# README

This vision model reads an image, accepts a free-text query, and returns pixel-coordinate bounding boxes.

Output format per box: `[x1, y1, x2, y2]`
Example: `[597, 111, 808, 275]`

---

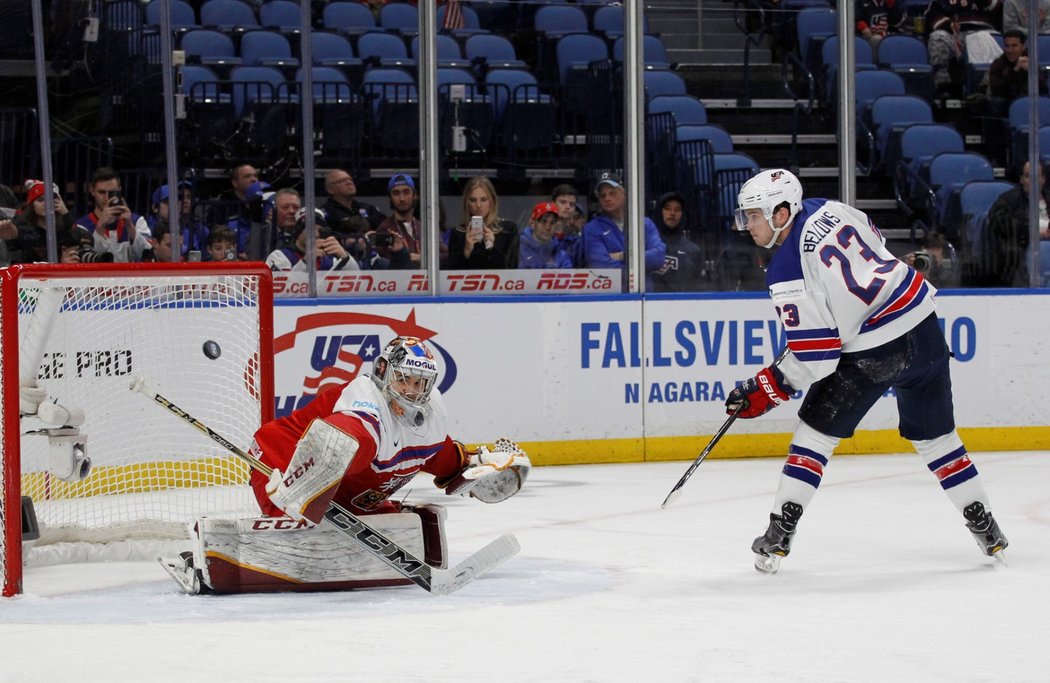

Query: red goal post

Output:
[1, 263, 274, 596]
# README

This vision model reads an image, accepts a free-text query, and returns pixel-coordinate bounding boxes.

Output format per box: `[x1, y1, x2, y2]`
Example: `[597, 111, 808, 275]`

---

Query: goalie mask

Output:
[734, 169, 803, 249]
[371, 337, 439, 426]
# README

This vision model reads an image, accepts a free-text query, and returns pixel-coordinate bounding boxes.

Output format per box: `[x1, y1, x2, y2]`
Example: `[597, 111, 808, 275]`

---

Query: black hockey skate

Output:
[752, 502, 803, 574]
[963, 502, 1008, 561]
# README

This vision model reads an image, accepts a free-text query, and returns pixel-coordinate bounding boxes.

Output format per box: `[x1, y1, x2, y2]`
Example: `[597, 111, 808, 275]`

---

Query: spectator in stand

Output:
[148, 182, 209, 258]
[205, 226, 240, 263]
[978, 160, 1049, 286]
[1002, 0, 1050, 33]
[925, 0, 1003, 97]
[519, 201, 574, 269]
[58, 229, 82, 264]
[0, 184, 18, 266]
[271, 188, 302, 253]
[551, 184, 579, 233]
[213, 162, 260, 257]
[144, 220, 178, 262]
[447, 176, 519, 269]
[903, 231, 960, 287]
[551, 183, 584, 267]
[856, 0, 905, 51]
[650, 191, 707, 292]
[986, 29, 1048, 111]
[321, 169, 384, 240]
[74, 166, 152, 262]
[582, 172, 666, 290]
[10, 180, 73, 263]
[374, 173, 420, 269]
[265, 208, 360, 272]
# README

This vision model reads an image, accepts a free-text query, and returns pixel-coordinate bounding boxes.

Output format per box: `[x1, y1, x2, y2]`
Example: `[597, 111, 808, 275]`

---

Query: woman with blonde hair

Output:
[447, 176, 518, 269]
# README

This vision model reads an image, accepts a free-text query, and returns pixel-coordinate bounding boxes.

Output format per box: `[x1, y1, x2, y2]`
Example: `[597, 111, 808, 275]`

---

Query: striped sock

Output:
[913, 431, 989, 512]
[772, 421, 840, 514]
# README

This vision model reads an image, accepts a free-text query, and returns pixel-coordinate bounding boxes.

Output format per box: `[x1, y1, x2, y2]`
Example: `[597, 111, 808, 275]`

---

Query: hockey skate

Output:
[159, 551, 210, 595]
[752, 502, 803, 574]
[963, 502, 1009, 563]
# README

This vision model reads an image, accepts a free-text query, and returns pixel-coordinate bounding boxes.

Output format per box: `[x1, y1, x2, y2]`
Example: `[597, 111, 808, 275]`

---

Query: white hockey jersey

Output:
[330, 376, 451, 479]
[768, 198, 937, 390]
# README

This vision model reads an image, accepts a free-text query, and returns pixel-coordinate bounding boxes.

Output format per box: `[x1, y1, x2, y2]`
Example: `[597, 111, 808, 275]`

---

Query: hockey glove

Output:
[443, 438, 531, 503]
[726, 366, 793, 419]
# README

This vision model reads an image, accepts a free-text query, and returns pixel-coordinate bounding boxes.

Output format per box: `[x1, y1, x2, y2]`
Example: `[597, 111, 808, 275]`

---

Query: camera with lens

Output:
[912, 250, 932, 273]
[223, 247, 237, 261]
[79, 248, 114, 263]
[107, 193, 124, 207]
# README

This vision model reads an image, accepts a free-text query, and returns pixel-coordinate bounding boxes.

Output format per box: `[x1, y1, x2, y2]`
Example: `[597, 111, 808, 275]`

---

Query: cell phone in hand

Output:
[470, 215, 484, 238]
[0, 207, 16, 219]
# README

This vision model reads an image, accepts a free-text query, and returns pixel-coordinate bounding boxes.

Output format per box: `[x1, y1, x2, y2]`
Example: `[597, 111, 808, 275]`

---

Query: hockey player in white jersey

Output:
[726, 169, 1008, 573]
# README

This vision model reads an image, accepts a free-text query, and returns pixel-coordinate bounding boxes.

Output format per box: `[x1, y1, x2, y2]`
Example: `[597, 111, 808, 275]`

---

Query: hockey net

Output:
[1, 263, 274, 596]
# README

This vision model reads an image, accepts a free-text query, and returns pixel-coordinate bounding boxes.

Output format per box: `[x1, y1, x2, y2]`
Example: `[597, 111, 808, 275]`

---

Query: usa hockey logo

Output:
[273, 309, 458, 417]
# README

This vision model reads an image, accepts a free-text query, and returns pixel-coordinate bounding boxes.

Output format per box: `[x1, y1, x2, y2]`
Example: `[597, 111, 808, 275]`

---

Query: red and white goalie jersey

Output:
[769, 198, 937, 390]
[249, 376, 466, 516]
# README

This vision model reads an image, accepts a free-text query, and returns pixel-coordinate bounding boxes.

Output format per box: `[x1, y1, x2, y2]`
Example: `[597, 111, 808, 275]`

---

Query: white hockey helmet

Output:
[371, 336, 440, 426]
[734, 169, 803, 248]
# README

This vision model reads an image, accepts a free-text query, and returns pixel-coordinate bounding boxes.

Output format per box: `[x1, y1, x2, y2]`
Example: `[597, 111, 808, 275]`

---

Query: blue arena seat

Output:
[259, 1, 303, 33]
[322, 2, 378, 36]
[612, 35, 671, 70]
[648, 95, 708, 127]
[239, 30, 299, 68]
[180, 30, 242, 68]
[200, 0, 259, 33]
[358, 32, 416, 68]
[465, 34, 527, 70]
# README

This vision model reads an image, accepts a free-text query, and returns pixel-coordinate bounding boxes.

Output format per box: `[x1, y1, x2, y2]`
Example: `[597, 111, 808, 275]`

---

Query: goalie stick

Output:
[661, 347, 789, 509]
[129, 377, 520, 596]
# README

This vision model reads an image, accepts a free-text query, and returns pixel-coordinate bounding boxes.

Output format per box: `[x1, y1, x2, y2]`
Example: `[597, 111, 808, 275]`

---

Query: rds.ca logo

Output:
[272, 309, 458, 417]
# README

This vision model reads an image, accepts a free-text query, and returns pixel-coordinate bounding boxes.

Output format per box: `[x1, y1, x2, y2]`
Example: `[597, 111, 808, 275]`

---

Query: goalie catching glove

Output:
[443, 438, 531, 503]
[265, 419, 359, 523]
[726, 366, 794, 419]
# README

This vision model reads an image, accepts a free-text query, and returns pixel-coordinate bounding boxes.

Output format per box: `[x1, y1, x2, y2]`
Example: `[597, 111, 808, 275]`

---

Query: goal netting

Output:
[1, 263, 274, 596]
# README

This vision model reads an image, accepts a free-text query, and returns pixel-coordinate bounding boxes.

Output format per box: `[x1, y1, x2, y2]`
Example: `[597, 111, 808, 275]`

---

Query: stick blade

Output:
[661, 486, 684, 509]
[431, 533, 521, 596]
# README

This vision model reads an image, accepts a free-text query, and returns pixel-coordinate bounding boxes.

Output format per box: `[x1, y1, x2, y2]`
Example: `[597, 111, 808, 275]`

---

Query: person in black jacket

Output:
[650, 191, 708, 292]
[447, 176, 519, 270]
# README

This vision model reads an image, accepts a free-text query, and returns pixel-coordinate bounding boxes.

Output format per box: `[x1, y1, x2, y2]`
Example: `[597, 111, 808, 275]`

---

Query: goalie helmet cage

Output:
[0, 263, 275, 596]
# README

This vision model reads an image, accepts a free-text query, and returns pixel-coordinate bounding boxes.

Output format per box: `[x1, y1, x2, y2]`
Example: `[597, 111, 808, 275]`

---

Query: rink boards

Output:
[271, 291, 1050, 465]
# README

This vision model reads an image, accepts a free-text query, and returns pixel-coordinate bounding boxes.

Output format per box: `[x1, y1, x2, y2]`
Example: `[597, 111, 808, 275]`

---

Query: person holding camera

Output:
[903, 231, 959, 288]
[265, 208, 360, 272]
[373, 173, 420, 269]
[447, 176, 519, 269]
[74, 166, 152, 262]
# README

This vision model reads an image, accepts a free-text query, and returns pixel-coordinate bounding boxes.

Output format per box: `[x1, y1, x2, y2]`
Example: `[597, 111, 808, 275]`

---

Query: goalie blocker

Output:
[161, 505, 449, 594]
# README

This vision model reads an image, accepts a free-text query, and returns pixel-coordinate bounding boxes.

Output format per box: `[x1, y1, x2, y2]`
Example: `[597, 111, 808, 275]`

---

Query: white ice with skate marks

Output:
[2, 452, 1049, 683]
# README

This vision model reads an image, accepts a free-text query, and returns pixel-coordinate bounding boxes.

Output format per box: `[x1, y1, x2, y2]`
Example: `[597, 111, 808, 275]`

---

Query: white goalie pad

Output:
[164, 505, 448, 594]
[265, 419, 359, 523]
[445, 438, 531, 504]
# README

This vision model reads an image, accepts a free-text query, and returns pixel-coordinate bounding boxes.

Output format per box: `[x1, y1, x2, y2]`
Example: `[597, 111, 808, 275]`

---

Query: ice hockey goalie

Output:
[161, 336, 531, 594]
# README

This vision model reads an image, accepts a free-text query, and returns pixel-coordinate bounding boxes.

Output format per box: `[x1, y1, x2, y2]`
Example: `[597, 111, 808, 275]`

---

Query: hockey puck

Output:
[202, 340, 222, 360]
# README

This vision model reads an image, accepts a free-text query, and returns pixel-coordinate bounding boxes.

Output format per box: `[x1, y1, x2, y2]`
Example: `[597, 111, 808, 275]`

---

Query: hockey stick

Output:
[130, 377, 520, 596]
[661, 348, 790, 509]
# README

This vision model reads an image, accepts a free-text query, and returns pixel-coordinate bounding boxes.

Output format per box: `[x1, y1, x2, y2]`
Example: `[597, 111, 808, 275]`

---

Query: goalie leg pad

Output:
[182, 508, 448, 594]
[265, 418, 359, 523]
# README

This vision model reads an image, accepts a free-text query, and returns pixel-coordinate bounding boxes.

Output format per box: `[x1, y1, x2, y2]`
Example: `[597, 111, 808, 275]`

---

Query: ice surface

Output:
[2, 452, 1048, 682]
